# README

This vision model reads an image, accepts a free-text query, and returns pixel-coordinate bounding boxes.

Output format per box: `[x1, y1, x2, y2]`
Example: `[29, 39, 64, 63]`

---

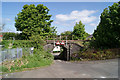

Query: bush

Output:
[12, 40, 34, 48]
[1, 40, 44, 50]
[3, 32, 20, 40]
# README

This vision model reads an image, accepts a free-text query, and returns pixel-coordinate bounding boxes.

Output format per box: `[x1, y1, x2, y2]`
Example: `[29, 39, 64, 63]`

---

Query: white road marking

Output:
[100, 76, 106, 78]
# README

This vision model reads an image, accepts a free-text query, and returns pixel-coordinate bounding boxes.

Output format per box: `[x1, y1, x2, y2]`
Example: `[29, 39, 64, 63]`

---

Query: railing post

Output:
[21, 48, 22, 57]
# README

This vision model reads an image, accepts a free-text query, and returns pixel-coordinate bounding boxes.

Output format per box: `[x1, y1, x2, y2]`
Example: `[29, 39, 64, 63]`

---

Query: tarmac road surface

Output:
[3, 59, 118, 78]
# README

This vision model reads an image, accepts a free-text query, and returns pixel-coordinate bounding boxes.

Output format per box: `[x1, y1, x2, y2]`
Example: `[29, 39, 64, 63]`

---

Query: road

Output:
[3, 59, 118, 78]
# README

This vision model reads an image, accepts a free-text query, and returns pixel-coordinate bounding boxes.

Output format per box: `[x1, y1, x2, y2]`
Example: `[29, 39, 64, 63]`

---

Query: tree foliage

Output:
[29, 34, 45, 49]
[61, 31, 72, 36]
[3, 32, 20, 40]
[73, 21, 88, 40]
[61, 31, 72, 40]
[91, 2, 120, 49]
[15, 4, 56, 40]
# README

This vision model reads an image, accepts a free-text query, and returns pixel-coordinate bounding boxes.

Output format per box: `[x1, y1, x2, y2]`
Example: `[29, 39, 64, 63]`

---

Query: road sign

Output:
[56, 41, 60, 45]
[53, 46, 60, 51]
[60, 40, 65, 45]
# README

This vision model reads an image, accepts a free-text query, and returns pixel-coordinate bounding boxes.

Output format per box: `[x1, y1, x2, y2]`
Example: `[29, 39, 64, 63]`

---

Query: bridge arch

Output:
[43, 41, 83, 61]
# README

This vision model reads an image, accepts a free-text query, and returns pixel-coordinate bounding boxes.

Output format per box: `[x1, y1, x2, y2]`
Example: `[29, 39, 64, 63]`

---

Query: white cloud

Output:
[89, 23, 97, 27]
[89, 16, 100, 27]
[54, 21, 74, 27]
[55, 10, 97, 24]
[53, 10, 100, 34]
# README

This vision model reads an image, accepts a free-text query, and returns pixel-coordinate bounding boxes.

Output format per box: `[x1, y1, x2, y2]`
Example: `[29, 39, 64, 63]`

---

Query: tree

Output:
[61, 31, 72, 40]
[61, 31, 72, 36]
[73, 21, 88, 40]
[91, 1, 120, 49]
[15, 4, 56, 40]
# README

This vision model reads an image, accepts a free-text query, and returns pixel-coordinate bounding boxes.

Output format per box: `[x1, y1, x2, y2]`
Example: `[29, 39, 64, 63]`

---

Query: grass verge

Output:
[71, 48, 119, 61]
[1, 49, 54, 74]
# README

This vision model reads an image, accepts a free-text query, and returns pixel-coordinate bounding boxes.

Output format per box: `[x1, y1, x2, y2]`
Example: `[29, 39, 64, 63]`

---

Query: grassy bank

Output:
[1, 40, 54, 73]
[1, 49, 53, 73]
[71, 48, 119, 61]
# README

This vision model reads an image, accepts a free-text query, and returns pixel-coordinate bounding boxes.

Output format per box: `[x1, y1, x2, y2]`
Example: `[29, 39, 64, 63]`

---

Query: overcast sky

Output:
[1, 1, 118, 34]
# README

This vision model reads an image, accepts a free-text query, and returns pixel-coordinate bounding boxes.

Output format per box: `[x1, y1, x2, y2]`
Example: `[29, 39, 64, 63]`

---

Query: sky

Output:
[1, 2, 118, 34]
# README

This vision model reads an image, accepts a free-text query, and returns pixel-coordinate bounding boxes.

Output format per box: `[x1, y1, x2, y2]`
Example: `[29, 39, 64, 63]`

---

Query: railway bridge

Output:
[44, 40, 84, 61]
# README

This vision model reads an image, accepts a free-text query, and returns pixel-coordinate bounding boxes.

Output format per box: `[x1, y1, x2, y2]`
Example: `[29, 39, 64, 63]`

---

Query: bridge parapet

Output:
[45, 40, 85, 44]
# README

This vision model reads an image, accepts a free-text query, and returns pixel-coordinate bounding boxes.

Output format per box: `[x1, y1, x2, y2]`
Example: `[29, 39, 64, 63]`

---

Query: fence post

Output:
[21, 48, 22, 58]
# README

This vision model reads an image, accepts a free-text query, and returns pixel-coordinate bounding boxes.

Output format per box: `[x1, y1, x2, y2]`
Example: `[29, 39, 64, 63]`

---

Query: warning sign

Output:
[60, 40, 65, 45]
[56, 41, 60, 45]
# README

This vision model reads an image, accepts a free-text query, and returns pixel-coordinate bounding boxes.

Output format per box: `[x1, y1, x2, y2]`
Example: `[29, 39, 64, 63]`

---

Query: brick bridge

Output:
[44, 40, 86, 61]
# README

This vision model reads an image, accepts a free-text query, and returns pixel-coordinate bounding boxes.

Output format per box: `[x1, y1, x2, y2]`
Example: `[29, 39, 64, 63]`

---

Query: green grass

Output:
[2, 49, 54, 73]
[0, 40, 13, 49]
[0, 65, 9, 73]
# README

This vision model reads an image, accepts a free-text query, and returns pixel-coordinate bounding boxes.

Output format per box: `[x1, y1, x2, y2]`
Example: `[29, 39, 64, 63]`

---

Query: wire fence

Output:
[0, 47, 34, 63]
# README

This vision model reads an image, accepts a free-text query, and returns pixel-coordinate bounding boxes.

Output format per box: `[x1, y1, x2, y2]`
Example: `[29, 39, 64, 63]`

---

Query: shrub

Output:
[3, 32, 20, 40]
